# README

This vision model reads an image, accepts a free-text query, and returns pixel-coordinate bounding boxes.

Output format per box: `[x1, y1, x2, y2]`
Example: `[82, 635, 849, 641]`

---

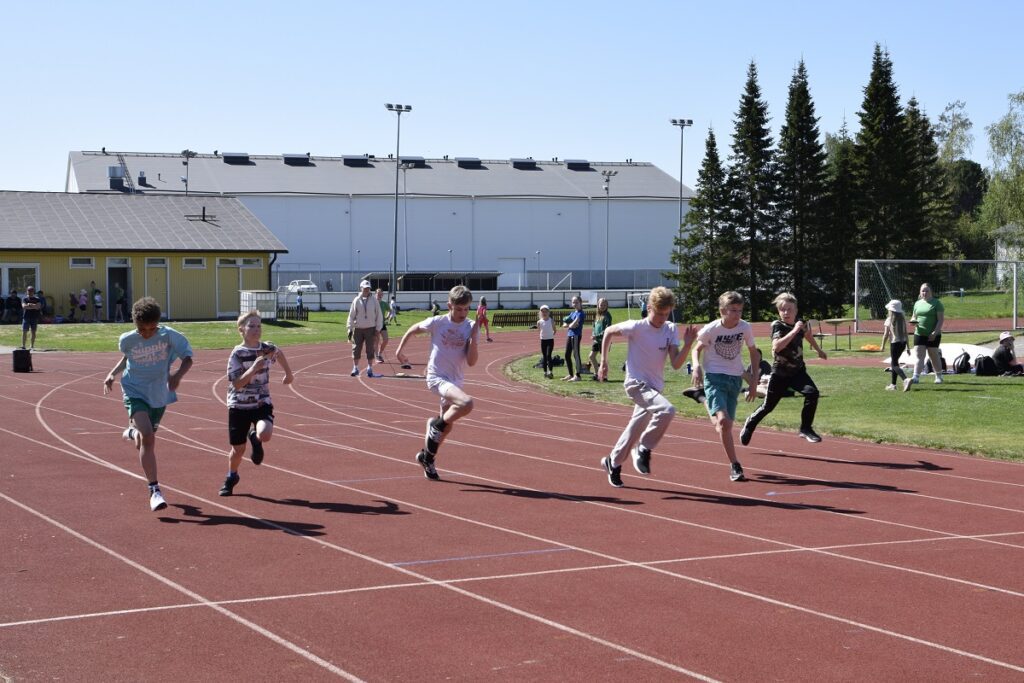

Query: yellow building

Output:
[0, 192, 286, 320]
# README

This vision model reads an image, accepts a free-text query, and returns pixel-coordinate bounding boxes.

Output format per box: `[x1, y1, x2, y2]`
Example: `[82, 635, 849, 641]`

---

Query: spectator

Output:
[993, 331, 1022, 376]
[21, 286, 42, 349]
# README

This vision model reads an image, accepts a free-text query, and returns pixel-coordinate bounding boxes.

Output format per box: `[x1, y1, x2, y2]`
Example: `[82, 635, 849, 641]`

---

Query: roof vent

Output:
[283, 153, 312, 166]
[398, 156, 426, 169]
[565, 159, 591, 171]
[222, 152, 250, 165]
[342, 154, 372, 167]
[455, 157, 482, 169]
[510, 158, 538, 170]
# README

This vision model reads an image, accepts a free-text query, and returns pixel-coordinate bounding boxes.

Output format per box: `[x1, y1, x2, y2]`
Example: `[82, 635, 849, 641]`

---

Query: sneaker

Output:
[601, 456, 623, 488]
[350, 367, 359, 377]
[799, 428, 822, 443]
[366, 368, 376, 378]
[903, 377, 913, 392]
[424, 416, 445, 455]
[400, 363, 413, 370]
[416, 450, 439, 480]
[249, 429, 264, 465]
[219, 472, 240, 496]
[934, 375, 943, 384]
[729, 462, 746, 482]
[122, 427, 137, 443]
[740, 417, 754, 446]
[631, 445, 651, 475]
[149, 488, 167, 511]
[567, 376, 580, 382]
[885, 384, 897, 391]
[682, 387, 706, 404]
[376, 354, 385, 362]
[911, 375, 920, 384]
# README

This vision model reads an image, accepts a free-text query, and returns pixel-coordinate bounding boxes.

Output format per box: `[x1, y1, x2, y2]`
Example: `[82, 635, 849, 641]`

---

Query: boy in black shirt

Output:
[740, 292, 828, 445]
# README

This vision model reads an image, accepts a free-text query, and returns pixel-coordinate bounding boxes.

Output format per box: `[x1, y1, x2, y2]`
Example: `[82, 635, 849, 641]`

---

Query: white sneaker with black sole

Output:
[149, 488, 167, 512]
[631, 446, 651, 475]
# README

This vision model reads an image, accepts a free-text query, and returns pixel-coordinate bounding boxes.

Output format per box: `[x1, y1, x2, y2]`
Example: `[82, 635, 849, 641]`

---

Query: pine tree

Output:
[776, 60, 829, 315]
[725, 61, 778, 320]
[822, 123, 858, 317]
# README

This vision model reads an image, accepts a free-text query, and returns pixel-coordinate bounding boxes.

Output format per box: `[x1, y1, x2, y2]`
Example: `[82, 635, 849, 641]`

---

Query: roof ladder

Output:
[117, 154, 136, 193]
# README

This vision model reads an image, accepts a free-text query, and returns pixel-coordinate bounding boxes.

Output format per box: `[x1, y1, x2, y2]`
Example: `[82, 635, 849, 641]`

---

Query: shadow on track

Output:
[239, 493, 411, 516]
[765, 452, 952, 471]
[456, 480, 643, 505]
[159, 503, 327, 535]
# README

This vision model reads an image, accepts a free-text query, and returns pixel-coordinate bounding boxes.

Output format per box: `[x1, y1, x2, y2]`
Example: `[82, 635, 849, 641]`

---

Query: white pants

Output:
[608, 378, 676, 467]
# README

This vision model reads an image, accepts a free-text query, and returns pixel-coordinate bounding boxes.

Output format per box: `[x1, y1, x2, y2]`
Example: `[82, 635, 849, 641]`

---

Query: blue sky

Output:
[2, 1, 1020, 192]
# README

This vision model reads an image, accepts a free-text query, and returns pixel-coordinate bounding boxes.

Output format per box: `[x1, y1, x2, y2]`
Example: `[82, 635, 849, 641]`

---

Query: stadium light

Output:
[601, 170, 618, 290]
[386, 103, 412, 299]
[670, 118, 693, 273]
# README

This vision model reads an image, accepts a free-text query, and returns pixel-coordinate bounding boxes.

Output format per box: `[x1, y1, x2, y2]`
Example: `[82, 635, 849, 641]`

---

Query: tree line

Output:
[670, 44, 1023, 322]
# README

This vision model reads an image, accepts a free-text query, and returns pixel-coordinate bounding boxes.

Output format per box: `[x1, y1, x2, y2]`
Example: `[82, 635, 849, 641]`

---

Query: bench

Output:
[491, 309, 596, 327]
[277, 305, 309, 321]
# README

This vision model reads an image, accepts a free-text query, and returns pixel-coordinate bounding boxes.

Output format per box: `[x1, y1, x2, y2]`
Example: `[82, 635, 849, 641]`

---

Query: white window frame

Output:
[146, 257, 168, 267]
[241, 257, 263, 268]
[106, 257, 130, 267]
[218, 258, 239, 267]
[182, 257, 207, 269]
[69, 256, 95, 269]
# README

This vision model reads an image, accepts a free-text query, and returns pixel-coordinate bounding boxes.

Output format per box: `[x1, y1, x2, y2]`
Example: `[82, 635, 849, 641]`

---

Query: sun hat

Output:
[884, 299, 903, 314]
[999, 331, 1013, 342]
[540, 304, 549, 310]
[359, 280, 371, 289]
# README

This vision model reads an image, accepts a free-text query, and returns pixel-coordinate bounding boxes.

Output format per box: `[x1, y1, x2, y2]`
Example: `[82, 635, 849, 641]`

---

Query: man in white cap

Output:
[993, 331, 1022, 375]
[346, 280, 383, 377]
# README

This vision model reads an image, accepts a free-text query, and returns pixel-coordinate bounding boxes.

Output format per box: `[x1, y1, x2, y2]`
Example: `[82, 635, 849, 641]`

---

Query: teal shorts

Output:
[123, 397, 166, 431]
[704, 372, 742, 421]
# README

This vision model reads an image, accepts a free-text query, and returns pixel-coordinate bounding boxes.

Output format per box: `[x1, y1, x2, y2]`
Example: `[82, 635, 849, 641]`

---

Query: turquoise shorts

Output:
[123, 397, 166, 431]
[704, 372, 742, 421]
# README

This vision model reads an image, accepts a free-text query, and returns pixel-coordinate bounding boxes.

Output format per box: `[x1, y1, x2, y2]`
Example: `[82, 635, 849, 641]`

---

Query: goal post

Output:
[853, 259, 1022, 333]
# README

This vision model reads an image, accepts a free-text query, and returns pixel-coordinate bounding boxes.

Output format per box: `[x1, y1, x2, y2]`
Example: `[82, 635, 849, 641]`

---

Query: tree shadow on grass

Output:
[637, 486, 864, 514]
[753, 473, 916, 494]
[238, 493, 410, 516]
[456, 480, 642, 505]
[764, 451, 952, 471]
[159, 504, 326, 536]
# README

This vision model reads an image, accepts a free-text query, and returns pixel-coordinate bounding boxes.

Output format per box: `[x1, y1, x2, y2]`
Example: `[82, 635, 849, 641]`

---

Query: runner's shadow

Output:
[159, 504, 326, 535]
[765, 452, 952, 471]
[238, 493, 410, 516]
[753, 473, 916, 493]
[641, 487, 864, 514]
[456, 480, 642, 505]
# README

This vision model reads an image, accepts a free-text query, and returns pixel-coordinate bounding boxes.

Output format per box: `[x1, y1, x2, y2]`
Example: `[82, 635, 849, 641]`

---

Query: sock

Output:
[228, 470, 237, 477]
[148, 481, 159, 492]
[435, 417, 448, 431]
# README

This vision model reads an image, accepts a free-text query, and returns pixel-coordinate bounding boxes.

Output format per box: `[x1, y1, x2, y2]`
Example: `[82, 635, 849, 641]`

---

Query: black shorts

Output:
[228, 404, 274, 445]
[914, 333, 941, 348]
[592, 339, 602, 353]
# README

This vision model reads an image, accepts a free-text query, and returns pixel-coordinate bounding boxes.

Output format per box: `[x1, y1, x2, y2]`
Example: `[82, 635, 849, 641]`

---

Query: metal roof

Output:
[67, 151, 691, 200]
[0, 191, 288, 252]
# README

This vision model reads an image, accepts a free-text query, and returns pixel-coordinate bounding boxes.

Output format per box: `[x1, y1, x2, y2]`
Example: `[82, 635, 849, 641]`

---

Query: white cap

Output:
[999, 331, 1013, 342]
[539, 304, 549, 310]
[884, 299, 903, 314]
[359, 280, 371, 289]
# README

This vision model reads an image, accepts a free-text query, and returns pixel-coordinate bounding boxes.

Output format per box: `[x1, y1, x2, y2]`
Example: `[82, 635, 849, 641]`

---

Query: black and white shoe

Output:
[149, 488, 167, 511]
[682, 387, 706, 404]
[631, 445, 651, 475]
[249, 429, 264, 465]
[424, 417, 445, 455]
[416, 450, 439, 480]
[219, 472, 240, 496]
[601, 456, 624, 488]
[740, 417, 754, 446]
[799, 428, 822, 443]
[730, 462, 746, 482]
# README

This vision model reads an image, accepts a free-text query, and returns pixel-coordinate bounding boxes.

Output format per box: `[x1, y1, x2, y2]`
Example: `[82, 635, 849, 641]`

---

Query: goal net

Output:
[854, 259, 1022, 333]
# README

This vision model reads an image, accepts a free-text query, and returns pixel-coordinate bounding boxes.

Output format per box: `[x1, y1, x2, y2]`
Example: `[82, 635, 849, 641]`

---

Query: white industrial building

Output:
[66, 150, 691, 291]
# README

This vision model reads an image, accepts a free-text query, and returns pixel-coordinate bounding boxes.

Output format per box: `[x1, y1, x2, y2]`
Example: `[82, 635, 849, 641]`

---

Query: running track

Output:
[2, 332, 1022, 681]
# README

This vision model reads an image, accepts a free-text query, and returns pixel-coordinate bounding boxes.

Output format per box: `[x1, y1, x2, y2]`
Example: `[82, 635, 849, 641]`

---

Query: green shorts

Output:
[123, 397, 166, 431]
[704, 372, 742, 421]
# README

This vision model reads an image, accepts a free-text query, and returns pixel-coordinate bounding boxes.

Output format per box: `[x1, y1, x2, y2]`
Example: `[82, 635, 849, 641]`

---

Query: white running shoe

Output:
[149, 488, 167, 512]
[122, 427, 137, 443]
[903, 377, 913, 392]
[934, 375, 943, 384]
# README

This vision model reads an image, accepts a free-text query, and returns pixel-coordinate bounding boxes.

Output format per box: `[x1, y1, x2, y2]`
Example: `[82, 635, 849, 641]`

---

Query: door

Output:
[217, 262, 241, 318]
[106, 261, 130, 321]
[145, 258, 169, 318]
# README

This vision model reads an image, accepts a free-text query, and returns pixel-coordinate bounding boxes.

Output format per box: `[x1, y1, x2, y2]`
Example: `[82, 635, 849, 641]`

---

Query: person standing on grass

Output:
[561, 296, 585, 381]
[476, 296, 493, 342]
[880, 299, 913, 391]
[78, 289, 89, 321]
[102, 297, 194, 512]
[395, 285, 479, 481]
[739, 292, 827, 446]
[20, 286, 42, 350]
[219, 310, 294, 496]
[587, 297, 612, 381]
[596, 286, 695, 487]
[910, 283, 944, 384]
[537, 304, 556, 379]
[691, 291, 759, 482]
[346, 279, 383, 377]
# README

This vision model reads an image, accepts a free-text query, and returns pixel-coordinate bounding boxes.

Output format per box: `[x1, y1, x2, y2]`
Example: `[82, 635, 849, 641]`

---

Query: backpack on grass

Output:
[974, 354, 998, 376]
[924, 351, 946, 374]
[952, 351, 971, 375]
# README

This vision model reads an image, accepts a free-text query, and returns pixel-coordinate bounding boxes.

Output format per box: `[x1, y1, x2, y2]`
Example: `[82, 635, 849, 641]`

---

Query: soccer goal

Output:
[853, 259, 1022, 333]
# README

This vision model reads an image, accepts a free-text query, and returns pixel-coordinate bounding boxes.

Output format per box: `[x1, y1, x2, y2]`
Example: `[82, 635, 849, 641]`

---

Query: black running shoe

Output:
[424, 417, 445, 455]
[631, 445, 651, 475]
[249, 429, 264, 465]
[730, 462, 746, 482]
[682, 387, 706, 404]
[219, 472, 240, 496]
[601, 456, 623, 488]
[416, 450, 439, 480]
[740, 417, 754, 446]
[799, 428, 822, 443]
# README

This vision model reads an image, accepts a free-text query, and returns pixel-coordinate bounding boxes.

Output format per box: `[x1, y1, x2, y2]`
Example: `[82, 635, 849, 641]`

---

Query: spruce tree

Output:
[904, 98, 953, 259]
[725, 61, 778, 320]
[776, 60, 829, 315]
[822, 123, 859, 317]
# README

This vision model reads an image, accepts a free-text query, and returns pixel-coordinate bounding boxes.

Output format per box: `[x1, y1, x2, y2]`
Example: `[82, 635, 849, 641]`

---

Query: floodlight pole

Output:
[386, 103, 412, 299]
[670, 118, 693, 274]
[601, 170, 617, 290]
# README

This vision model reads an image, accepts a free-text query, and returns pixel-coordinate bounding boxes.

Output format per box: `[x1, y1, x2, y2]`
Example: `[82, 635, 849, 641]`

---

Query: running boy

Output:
[691, 291, 759, 482]
[740, 293, 826, 446]
[219, 310, 294, 496]
[395, 285, 479, 481]
[597, 287, 696, 487]
[103, 297, 194, 511]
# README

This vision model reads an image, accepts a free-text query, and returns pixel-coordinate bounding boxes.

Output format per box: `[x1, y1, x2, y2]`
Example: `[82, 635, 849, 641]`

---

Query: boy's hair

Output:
[131, 297, 161, 323]
[648, 286, 675, 311]
[718, 291, 744, 310]
[448, 285, 472, 306]
[237, 309, 261, 328]
[772, 292, 797, 308]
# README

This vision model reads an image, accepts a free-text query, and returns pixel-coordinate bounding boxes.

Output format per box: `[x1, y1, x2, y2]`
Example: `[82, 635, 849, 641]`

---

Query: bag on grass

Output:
[974, 354, 998, 376]
[952, 351, 971, 375]
[551, 354, 565, 367]
[924, 351, 946, 374]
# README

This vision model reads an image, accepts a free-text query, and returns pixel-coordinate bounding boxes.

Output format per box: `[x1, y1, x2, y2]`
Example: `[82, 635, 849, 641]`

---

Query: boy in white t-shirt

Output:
[597, 287, 696, 487]
[691, 291, 759, 482]
[395, 285, 479, 481]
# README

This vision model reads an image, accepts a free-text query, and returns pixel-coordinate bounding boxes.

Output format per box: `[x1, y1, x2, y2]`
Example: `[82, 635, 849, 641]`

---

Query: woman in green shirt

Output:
[910, 282, 945, 384]
[587, 297, 613, 381]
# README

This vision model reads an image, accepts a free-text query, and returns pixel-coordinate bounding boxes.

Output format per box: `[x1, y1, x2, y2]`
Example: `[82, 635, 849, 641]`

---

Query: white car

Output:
[286, 279, 318, 293]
